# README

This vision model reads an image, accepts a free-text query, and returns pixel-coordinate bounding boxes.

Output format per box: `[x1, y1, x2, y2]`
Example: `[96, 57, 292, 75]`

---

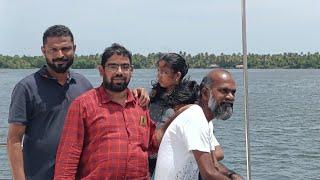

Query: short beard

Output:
[103, 75, 129, 92]
[208, 93, 233, 120]
[46, 57, 73, 73]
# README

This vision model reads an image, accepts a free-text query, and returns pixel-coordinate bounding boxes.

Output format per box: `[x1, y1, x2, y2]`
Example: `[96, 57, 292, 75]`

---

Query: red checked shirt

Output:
[54, 86, 158, 180]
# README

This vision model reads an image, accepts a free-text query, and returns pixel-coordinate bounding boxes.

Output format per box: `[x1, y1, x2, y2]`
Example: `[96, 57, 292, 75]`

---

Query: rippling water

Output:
[0, 69, 319, 179]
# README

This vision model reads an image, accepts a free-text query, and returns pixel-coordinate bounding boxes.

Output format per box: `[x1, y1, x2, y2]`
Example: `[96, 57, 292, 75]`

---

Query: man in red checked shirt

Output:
[54, 43, 169, 180]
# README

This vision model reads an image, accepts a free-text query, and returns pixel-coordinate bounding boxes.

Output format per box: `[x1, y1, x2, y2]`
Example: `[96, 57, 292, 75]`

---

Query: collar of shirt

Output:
[97, 85, 136, 107]
[38, 65, 75, 83]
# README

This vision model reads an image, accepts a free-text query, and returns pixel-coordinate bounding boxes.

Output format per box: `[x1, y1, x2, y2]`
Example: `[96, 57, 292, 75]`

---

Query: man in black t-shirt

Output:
[7, 25, 93, 180]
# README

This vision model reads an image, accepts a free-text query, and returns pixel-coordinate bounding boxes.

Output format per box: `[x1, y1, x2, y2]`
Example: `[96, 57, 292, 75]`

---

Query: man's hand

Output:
[132, 87, 150, 107]
[230, 173, 244, 180]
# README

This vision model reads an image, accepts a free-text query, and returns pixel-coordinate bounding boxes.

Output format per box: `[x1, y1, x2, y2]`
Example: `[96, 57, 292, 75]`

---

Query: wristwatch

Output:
[227, 170, 236, 178]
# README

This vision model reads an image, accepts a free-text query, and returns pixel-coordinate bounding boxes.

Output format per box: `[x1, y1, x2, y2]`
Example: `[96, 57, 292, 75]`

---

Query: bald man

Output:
[154, 69, 243, 180]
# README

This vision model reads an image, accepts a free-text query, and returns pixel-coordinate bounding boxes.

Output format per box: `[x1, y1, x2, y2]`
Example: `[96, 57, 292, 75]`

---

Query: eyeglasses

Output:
[105, 63, 132, 72]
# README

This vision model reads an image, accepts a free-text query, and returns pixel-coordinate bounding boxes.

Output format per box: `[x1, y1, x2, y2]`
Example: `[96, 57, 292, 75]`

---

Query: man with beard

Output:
[7, 26, 149, 180]
[154, 69, 243, 180]
[6, 25, 93, 180]
[54, 43, 172, 179]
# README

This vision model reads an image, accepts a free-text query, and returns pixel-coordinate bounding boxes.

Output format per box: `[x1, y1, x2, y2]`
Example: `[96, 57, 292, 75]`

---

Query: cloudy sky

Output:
[1, 0, 319, 56]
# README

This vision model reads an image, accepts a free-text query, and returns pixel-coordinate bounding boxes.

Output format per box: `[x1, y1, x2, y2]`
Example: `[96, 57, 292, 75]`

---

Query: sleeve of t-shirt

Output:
[81, 75, 93, 90]
[183, 105, 211, 153]
[8, 83, 30, 125]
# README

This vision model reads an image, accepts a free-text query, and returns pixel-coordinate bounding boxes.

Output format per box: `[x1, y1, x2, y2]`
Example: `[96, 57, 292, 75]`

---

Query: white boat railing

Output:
[241, 0, 252, 180]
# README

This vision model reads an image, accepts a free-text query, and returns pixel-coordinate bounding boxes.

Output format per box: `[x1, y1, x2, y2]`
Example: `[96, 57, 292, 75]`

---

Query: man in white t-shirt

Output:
[154, 69, 243, 180]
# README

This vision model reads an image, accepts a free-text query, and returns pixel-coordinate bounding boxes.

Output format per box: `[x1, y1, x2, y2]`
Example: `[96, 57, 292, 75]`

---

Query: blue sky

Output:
[1, 0, 319, 56]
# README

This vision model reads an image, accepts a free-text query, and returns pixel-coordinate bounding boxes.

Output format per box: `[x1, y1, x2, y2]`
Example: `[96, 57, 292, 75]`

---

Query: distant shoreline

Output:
[1, 52, 319, 69]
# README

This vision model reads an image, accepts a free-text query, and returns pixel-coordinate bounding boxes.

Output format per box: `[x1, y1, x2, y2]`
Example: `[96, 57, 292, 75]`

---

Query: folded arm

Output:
[193, 150, 230, 180]
[210, 150, 244, 180]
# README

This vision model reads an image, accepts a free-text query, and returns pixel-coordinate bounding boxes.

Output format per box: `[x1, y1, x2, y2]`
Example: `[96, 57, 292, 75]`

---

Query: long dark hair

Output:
[150, 53, 189, 103]
[166, 79, 199, 108]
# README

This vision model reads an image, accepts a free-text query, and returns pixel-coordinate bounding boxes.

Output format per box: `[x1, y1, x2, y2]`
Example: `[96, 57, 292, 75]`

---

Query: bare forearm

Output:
[194, 150, 230, 180]
[216, 162, 243, 180]
[7, 140, 25, 180]
[154, 116, 173, 144]
[200, 170, 230, 180]
[215, 162, 230, 175]
[155, 128, 164, 145]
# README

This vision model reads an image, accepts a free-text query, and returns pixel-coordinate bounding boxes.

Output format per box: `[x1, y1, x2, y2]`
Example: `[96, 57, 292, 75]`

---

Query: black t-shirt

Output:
[8, 66, 93, 180]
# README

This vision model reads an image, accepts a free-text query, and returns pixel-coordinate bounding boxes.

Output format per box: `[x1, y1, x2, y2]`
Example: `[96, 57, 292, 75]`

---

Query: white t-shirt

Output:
[209, 119, 220, 149]
[154, 105, 219, 180]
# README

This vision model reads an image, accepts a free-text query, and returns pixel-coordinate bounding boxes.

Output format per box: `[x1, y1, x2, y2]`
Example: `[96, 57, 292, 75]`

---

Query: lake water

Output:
[0, 69, 319, 179]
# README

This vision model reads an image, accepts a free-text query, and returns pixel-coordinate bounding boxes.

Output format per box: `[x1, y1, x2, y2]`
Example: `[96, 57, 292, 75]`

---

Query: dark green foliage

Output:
[0, 52, 319, 69]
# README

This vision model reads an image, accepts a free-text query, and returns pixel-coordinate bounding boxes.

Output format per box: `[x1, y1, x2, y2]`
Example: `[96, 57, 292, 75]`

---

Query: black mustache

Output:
[52, 57, 69, 63]
[220, 102, 233, 108]
[112, 75, 125, 81]
[113, 74, 124, 78]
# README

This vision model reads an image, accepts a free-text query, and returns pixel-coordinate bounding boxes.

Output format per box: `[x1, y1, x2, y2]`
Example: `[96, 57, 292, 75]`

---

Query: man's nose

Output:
[115, 66, 123, 73]
[226, 92, 235, 101]
[57, 49, 64, 58]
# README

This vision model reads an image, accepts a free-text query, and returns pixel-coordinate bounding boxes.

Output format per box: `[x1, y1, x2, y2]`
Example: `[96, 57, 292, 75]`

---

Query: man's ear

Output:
[41, 46, 45, 56]
[201, 87, 210, 102]
[130, 65, 134, 73]
[98, 65, 105, 77]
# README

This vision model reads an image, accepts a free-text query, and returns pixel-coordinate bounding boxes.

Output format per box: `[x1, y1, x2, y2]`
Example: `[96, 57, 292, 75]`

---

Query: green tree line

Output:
[0, 52, 319, 69]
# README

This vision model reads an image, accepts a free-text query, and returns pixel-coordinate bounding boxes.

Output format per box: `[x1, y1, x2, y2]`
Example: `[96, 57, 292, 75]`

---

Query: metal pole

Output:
[241, 0, 252, 179]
